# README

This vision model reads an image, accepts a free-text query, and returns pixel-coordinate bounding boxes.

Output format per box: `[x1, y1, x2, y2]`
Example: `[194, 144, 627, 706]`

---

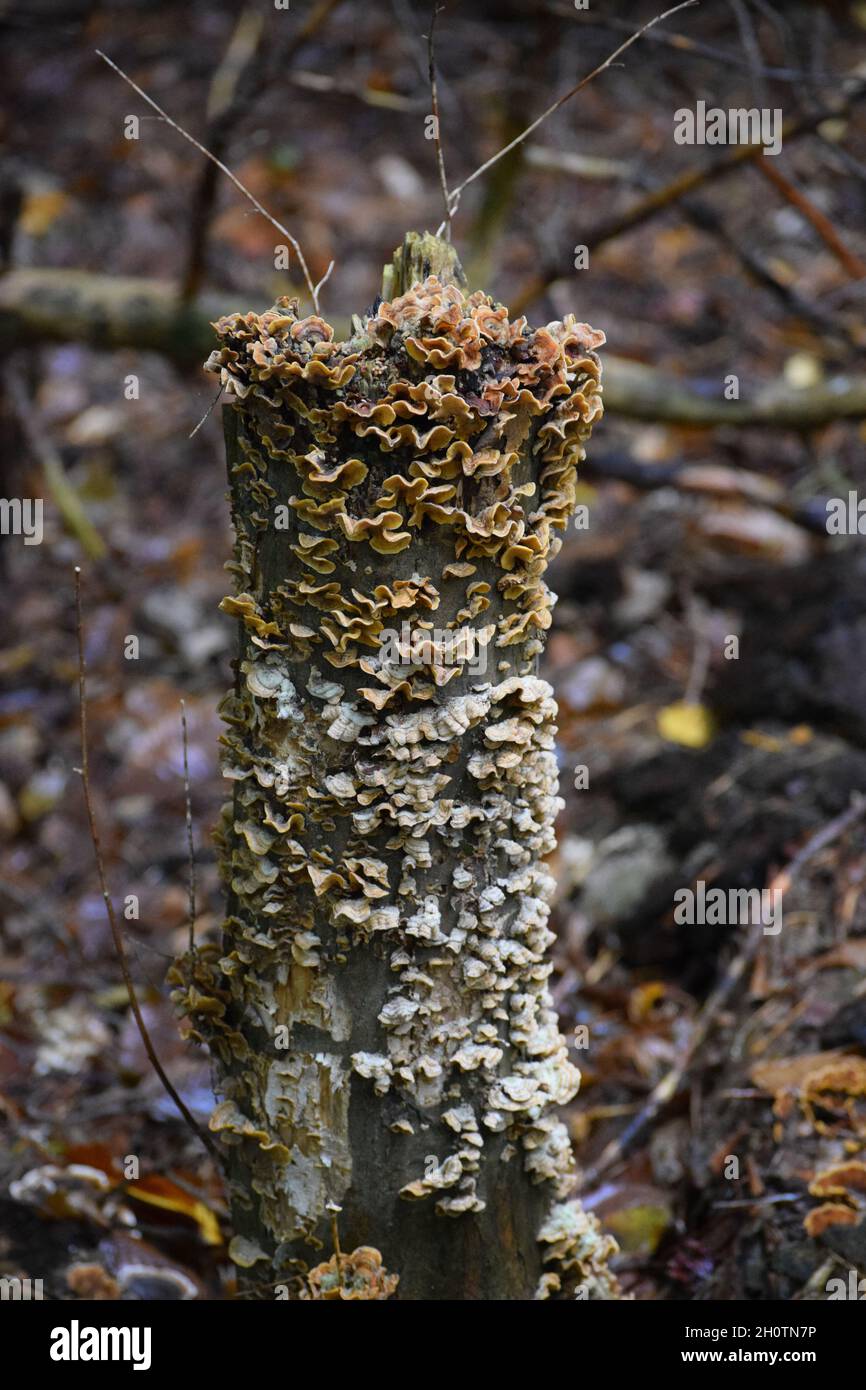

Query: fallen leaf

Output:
[20, 189, 69, 236]
[126, 1175, 223, 1246]
[657, 700, 716, 748]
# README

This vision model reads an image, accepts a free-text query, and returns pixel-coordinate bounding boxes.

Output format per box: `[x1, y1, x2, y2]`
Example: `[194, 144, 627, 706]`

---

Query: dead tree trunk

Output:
[173, 233, 614, 1299]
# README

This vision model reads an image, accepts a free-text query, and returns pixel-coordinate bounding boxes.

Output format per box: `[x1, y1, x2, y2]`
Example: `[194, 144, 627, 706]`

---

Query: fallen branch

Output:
[4, 363, 106, 560]
[604, 352, 866, 427]
[3, 266, 866, 428]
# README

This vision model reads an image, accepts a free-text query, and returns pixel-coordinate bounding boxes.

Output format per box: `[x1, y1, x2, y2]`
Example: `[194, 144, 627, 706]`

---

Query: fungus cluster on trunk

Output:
[170, 235, 614, 1300]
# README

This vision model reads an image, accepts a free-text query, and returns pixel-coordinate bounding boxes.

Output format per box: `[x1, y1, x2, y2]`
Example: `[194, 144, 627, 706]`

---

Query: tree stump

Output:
[173, 232, 613, 1300]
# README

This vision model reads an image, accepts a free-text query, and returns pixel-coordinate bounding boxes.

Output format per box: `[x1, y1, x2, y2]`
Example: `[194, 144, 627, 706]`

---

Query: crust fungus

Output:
[175, 232, 610, 1299]
[301, 1245, 399, 1300]
[805, 1160, 866, 1240]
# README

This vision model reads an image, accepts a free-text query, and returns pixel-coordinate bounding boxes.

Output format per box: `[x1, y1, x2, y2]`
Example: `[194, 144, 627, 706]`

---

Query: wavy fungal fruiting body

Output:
[177, 269, 611, 1298]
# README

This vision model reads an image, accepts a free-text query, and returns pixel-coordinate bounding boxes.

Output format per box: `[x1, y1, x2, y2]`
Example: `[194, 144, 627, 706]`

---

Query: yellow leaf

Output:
[605, 1203, 671, 1255]
[657, 701, 715, 749]
[789, 725, 813, 746]
[741, 730, 783, 752]
[20, 189, 69, 237]
[572, 482, 598, 506]
[127, 1177, 223, 1246]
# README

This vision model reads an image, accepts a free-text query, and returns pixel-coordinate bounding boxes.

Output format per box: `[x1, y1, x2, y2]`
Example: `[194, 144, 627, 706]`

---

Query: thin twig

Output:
[289, 69, 419, 110]
[189, 382, 224, 440]
[509, 73, 866, 313]
[74, 568, 218, 1161]
[95, 49, 321, 312]
[755, 158, 866, 281]
[730, 0, 769, 108]
[327, 1201, 344, 1290]
[444, 1, 698, 219]
[312, 259, 336, 305]
[543, 0, 832, 82]
[578, 793, 866, 1192]
[683, 595, 712, 708]
[427, 4, 452, 239]
[180, 700, 198, 961]
[181, 0, 344, 302]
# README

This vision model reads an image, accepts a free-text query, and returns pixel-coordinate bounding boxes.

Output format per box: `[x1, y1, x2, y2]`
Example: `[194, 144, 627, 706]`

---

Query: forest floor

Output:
[1, 0, 866, 1300]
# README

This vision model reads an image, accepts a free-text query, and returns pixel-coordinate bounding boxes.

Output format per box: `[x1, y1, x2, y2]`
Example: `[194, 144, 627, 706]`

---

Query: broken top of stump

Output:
[381, 230, 467, 300]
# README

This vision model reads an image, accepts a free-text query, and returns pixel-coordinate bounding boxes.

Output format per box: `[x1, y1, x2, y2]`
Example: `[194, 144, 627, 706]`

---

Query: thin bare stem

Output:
[427, 5, 452, 239]
[683, 595, 712, 706]
[445, 1, 698, 218]
[95, 49, 321, 312]
[74, 568, 218, 1161]
[189, 382, 224, 440]
[313, 258, 336, 304]
[327, 1201, 344, 1289]
[180, 700, 198, 960]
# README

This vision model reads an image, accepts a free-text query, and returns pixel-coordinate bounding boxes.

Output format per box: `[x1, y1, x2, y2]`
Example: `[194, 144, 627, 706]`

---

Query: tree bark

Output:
[172, 233, 615, 1300]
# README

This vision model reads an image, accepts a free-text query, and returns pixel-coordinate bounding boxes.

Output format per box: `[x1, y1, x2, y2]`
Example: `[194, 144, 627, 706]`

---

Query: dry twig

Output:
[427, 4, 452, 239]
[755, 158, 866, 281]
[578, 794, 866, 1192]
[444, 1, 698, 220]
[96, 49, 321, 312]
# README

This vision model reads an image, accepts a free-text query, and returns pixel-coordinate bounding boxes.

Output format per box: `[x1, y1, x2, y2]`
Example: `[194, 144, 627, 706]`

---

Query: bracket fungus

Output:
[173, 232, 612, 1299]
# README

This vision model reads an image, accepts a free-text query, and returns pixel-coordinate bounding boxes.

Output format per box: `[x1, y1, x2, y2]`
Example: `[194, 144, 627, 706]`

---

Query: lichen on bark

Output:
[171, 233, 615, 1299]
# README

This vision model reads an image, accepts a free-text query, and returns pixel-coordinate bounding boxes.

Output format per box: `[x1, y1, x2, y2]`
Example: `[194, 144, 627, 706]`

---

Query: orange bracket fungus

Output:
[172, 233, 613, 1299]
